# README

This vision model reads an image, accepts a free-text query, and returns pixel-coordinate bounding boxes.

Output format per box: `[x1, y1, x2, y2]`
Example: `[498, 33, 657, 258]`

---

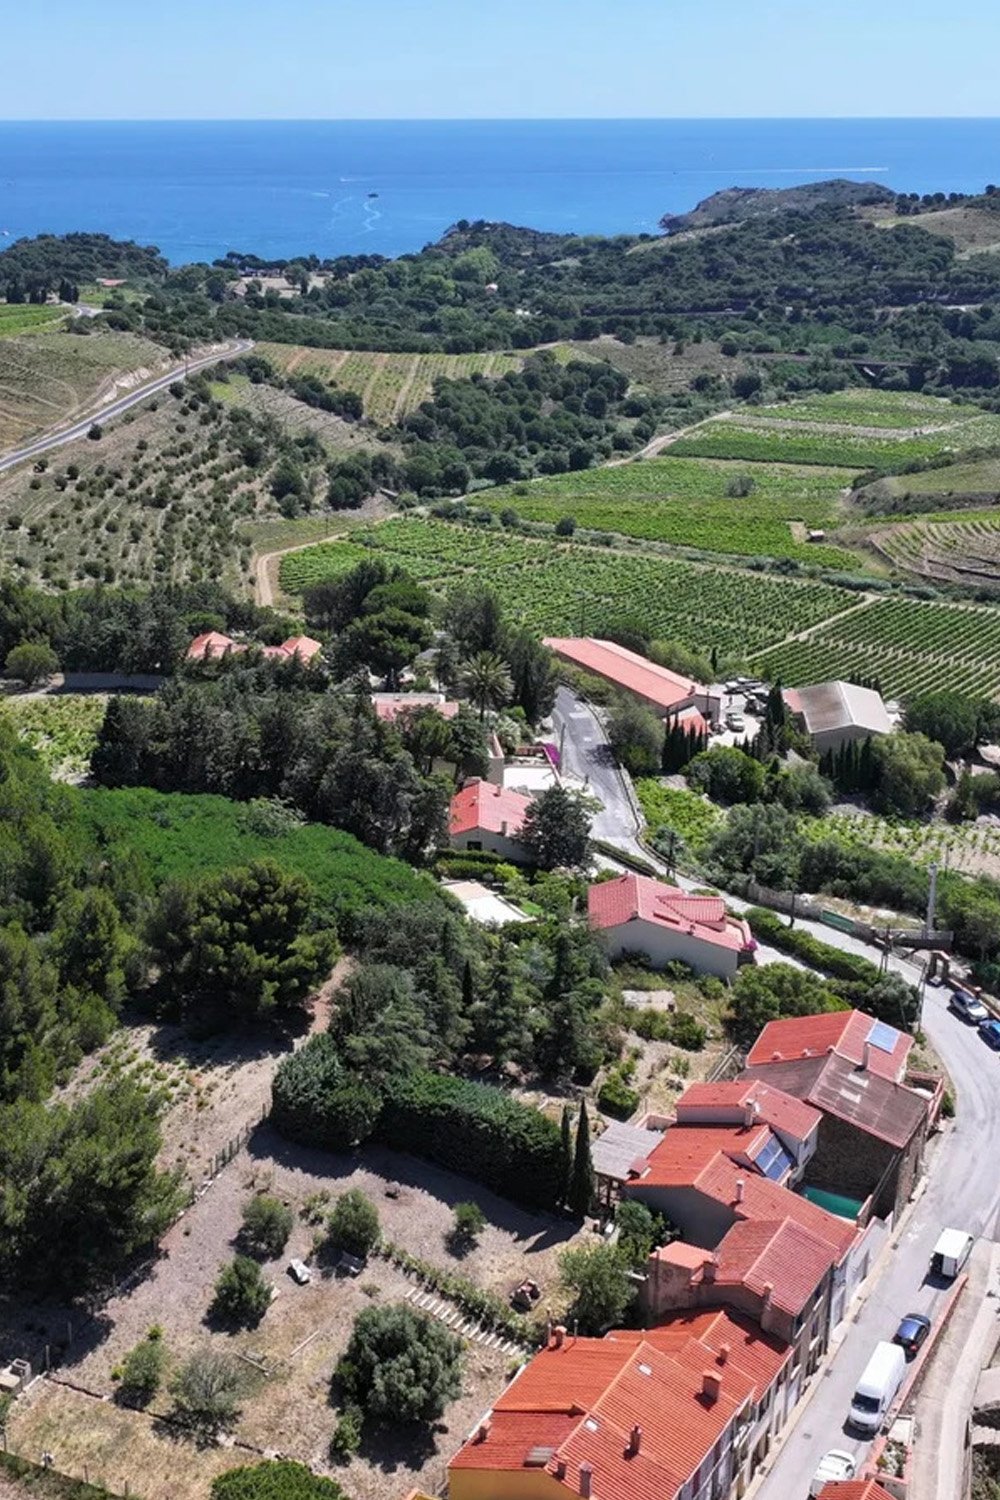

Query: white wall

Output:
[451, 829, 531, 864]
[598, 918, 741, 979]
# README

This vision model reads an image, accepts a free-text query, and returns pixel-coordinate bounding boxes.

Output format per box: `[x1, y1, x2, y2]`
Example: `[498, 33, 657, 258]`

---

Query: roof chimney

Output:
[555, 1459, 568, 1480]
[743, 1098, 761, 1128]
[702, 1370, 722, 1403]
[734, 1177, 745, 1204]
[717, 1343, 730, 1366]
[579, 1461, 594, 1498]
[627, 1424, 642, 1457]
[501, 820, 508, 837]
[553, 1324, 567, 1349]
[862, 1041, 872, 1071]
[702, 1254, 717, 1283]
[762, 1282, 774, 1308]
[474, 1419, 491, 1444]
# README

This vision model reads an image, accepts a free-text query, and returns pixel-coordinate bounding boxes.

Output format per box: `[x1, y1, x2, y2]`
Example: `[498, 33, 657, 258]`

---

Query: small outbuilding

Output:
[449, 779, 533, 862]
[782, 680, 891, 754]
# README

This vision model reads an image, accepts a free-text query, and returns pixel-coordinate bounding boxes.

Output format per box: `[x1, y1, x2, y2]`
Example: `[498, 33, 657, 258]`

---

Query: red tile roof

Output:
[695, 1154, 858, 1259]
[186, 630, 241, 661]
[742, 1054, 928, 1150]
[636, 1122, 775, 1188]
[281, 635, 323, 663]
[588, 873, 753, 953]
[713, 1216, 839, 1316]
[746, 1009, 911, 1082]
[454, 1331, 756, 1500]
[372, 693, 460, 722]
[614, 1306, 791, 1403]
[676, 1079, 822, 1143]
[544, 637, 708, 713]
[449, 779, 532, 839]
[819, 1484, 896, 1500]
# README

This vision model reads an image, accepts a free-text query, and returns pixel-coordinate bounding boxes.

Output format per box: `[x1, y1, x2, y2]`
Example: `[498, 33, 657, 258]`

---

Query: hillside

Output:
[659, 178, 895, 234]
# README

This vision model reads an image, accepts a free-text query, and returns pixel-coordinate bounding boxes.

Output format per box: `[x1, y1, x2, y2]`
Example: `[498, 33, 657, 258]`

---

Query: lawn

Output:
[485, 456, 859, 565]
[75, 786, 444, 920]
[279, 517, 858, 658]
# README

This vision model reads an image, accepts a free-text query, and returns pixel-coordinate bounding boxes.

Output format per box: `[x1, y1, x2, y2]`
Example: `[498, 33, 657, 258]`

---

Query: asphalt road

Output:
[0, 337, 254, 474]
[555, 684, 1000, 1498]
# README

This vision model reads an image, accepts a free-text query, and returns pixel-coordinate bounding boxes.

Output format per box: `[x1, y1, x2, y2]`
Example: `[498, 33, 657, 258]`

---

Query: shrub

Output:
[668, 1011, 707, 1051]
[449, 1201, 486, 1252]
[171, 1348, 246, 1437]
[597, 1070, 640, 1120]
[118, 1332, 168, 1408]
[327, 1189, 380, 1260]
[272, 1034, 383, 1149]
[240, 1195, 294, 1259]
[210, 1255, 271, 1326]
[336, 1303, 463, 1425]
[559, 1243, 635, 1334]
[329, 1406, 363, 1460]
[212, 1461, 346, 1500]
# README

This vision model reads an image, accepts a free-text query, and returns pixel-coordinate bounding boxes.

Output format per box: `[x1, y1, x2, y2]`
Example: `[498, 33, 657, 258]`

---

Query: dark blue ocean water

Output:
[1, 118, 999, 265]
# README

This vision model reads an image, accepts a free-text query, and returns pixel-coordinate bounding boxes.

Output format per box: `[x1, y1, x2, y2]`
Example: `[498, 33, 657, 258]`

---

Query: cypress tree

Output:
[461, 958, 474, 1012]
[568, 1102, 594, 1218]
[560, 1105, 573, 1204]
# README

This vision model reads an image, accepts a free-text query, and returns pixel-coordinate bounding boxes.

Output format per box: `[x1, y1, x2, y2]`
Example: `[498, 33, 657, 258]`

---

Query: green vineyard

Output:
[281, 517, 855, 657]
[485, 457, 857, 565]
[753, 594, 1000, 700]
[670, 413, 1000, 471]
[256, 343, 524, 423]
[754, 390, 973, 430]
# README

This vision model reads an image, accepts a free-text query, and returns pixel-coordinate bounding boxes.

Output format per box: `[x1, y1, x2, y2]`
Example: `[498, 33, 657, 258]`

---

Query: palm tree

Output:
[461, 651, 513, 720]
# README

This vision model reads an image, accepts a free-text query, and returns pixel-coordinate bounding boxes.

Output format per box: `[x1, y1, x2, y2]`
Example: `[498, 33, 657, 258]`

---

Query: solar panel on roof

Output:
[754, 1134, 795, 1182]
[867, 1019, 900, 1053]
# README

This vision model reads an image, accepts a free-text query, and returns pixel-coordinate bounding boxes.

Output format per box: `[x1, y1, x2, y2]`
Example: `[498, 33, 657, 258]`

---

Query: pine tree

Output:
[560, 1105, 573, 1204]
[568, 1102, 594, 1219]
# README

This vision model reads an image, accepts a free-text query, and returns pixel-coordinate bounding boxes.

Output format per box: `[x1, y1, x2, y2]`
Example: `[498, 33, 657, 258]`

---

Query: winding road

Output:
[556, 685, 1000, 1500]
[0, 338, 254, 475]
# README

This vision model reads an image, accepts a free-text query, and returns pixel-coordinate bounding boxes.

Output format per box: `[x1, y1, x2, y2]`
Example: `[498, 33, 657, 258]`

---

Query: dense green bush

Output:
[379, 1070, 565, 1209]
[212, 1461, 347, 1500]
[118, 1330, 168, 1408]
[327, 1190, 380, 1260]
[240, 1196, 294, 1260]
[271, 1035, 383, 1149]
[210, 1255, 271, 1327]
[597, 1071, 640, 1120]
[336, 1303, 463, 1426]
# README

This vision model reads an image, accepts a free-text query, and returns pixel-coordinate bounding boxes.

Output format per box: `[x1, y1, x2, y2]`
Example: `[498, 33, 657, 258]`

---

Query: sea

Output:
[1, 118, 999, 266]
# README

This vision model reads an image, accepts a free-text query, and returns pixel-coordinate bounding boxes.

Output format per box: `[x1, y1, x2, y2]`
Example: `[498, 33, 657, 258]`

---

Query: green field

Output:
[281, 517, 856, 657]
[754, 390, 972, 429]
[76, 786, 442, 919]
[670, 412, 1000, 471]
[859, 454, 1000, 501]
[486, 457, 858, 565]
[255, 343, 524, 424]
[636, 780, 724, 851]
[0, 304, 67, 339]
[3, 695, 109, 779]
[753, 594, 1000, 700]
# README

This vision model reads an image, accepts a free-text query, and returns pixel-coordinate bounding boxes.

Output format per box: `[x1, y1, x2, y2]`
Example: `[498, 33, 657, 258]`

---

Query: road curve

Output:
[0, 338, 254, 475]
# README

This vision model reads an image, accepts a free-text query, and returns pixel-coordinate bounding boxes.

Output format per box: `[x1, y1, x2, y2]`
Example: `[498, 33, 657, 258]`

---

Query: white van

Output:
[932, 1228, 974, 1280]
[848, 1340, 907, 1434]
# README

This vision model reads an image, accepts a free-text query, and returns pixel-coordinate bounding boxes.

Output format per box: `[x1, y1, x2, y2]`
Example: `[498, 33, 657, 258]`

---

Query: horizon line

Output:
[2, 114, 1000, 124]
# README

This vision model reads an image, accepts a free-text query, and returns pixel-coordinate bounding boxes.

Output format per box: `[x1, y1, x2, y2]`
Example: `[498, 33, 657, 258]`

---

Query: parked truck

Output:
[848, 1340, 907, 1435]
[931, 1228, 974, 1279]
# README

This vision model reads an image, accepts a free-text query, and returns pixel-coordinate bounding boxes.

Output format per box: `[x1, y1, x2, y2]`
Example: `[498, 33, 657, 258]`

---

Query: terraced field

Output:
[209, 374, 384, 454]
[753, 390, 972, 429]
[255, 343, 524, 423]
[867, 508, 1000, 586]
[0, 327, 170, 448]
[485, 457, 858, 565]
[753, 594, 1000, 700]
[280, 516, 856, 657]
[670, 410, 1000, 471]
[0, 304, 67, 339]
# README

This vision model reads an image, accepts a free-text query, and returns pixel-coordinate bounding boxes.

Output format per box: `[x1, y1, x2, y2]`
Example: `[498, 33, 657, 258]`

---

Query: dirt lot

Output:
[5, 1126, 583, 1500]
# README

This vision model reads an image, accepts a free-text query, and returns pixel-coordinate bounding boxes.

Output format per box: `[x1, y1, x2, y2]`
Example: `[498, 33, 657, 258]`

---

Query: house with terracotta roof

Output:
[742, 1015, 930, 1221]
[186, 630, 242, 662]
[450, 779, 534, 862]
[185, 632, 322, 666]
[818, 1483, 896, 1500]
[371, 692, 461, 723]
[674, 1079, 821, 1176]
[449, 1310, 790, 1500]
[544, 637, 720, 723]
[588, 873, 756, 979]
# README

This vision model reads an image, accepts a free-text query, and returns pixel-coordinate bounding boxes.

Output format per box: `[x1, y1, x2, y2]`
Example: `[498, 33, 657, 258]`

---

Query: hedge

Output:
[747, 907, 881, 984]
[379, 1071, 565, 1209]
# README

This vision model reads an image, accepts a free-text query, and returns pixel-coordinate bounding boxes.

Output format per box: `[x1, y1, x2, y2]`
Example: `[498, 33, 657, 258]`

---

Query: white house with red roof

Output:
[449, 778, 534, 862]
[544, 636, 720, 723]
[588, 873, 755, 979]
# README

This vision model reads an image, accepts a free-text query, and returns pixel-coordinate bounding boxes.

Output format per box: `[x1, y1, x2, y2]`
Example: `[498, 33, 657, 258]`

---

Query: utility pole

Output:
[925, 861, 938, 939]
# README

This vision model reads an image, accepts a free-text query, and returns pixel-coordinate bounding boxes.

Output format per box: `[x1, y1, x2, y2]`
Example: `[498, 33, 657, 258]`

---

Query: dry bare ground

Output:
[6, 1121, 582, 1500]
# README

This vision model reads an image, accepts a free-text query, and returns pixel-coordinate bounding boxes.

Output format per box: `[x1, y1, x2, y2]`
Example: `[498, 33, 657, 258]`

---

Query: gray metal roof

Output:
[592, 1120, 665, 1183]
[796, 680, 891, 738]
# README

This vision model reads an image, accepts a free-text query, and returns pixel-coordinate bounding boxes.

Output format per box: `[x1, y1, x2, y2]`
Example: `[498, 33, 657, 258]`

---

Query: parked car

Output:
[726, 711, 746, 733]
[810, 1450, 857, 1496]
[951, 989, 989, 1023]
[893, 1312, 931, 1357]
[287, 1258, 311, 1285]
[980, 1018, 1000, 1049]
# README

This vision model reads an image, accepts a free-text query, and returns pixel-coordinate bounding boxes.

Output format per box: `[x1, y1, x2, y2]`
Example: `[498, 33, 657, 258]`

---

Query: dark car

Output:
[894, 1313, 931, 1357]
[980, 1019, 1000, 1050]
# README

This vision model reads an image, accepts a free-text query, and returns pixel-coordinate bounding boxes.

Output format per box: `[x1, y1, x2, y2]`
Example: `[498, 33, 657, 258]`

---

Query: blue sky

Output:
[5, 0, 1000, 119]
